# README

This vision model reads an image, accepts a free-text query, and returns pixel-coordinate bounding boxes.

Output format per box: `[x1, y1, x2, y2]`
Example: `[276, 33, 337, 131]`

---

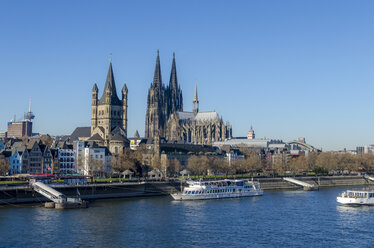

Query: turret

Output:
[91, 83, 99, 134]
[122, 83, 128, 136]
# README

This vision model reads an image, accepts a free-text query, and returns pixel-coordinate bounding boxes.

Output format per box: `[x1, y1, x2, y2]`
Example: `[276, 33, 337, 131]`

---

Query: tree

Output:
[76, 156, 85, 175]
[241, 150, 262, 176]
[169, 158, 181, 177]
[360, 154, 374, 173]
[89, 158, 105, 178]
[306, 152, 319, 171]
[151, 155, 162, 171]
[316, 152, 337, 174]
[160, 155, 170, 178]
[271, 154, 288, 176]
[187, 155, 208, 176]
[289, 156, 308, 175]
[0, 157, 9, 176]
[111, 149, 137, 179]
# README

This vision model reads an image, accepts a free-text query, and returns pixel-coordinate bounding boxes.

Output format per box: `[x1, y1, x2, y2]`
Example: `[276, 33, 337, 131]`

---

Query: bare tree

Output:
[0, 157, 9, 176]
[187, 155, 208, 177]
[111, 149, 137, 179]
[169, 158, 181, 177]
[241, 150, 262, 176]
[89, 158, 105, 178]
[289, 156, 308, 175]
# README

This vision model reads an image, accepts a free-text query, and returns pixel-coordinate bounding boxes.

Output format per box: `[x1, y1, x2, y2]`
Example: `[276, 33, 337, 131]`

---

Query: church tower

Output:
[145, 50, 167, 138]
[247, 125, 255, 139]
[91, 83, 98, 134]
[122, 84, 128, 136]
[91, 62, 128, 140]
[167, 52, 183, 116]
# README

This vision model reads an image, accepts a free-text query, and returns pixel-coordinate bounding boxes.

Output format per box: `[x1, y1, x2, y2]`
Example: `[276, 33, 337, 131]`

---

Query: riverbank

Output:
[0, 175, 372, 205]
[258, 175, 374, 190]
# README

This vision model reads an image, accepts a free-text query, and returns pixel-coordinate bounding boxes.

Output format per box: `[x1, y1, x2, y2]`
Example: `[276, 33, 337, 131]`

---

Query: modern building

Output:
[6, 100, 35, 139]
[7, 120, 32, 139]
[58, 144, 76, 174]
[74, 140, 111, 176]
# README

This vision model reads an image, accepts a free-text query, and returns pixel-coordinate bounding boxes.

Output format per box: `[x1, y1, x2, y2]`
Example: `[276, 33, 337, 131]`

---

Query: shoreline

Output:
[0, 175, 372, 206]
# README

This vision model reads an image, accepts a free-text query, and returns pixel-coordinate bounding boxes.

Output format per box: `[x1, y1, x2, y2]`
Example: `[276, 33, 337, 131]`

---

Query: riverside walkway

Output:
[283, 177, 319, 191]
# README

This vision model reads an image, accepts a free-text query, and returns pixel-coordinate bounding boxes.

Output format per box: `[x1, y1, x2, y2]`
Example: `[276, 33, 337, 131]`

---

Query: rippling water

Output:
[1, 186, 373, 247]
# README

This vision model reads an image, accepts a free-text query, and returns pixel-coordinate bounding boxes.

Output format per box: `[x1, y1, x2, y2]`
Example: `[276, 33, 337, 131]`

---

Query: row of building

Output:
[0, 139, 110, 176]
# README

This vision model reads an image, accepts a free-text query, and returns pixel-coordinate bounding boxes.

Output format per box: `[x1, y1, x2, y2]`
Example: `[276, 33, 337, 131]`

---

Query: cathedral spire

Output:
[153, 49, 162, 86]
[193, 83, 199, 114]
[169, 52, 177, 89]
[193, 83, 198, 102]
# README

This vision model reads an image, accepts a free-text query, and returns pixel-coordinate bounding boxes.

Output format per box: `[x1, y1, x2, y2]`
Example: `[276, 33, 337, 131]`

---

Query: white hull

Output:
[337, 196, 374, 206]
[171, 190, 263, 201]
[337, 188, 374, 206]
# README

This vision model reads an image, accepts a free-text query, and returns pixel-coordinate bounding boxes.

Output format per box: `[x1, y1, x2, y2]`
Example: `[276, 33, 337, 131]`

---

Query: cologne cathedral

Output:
[145, 51, 232, 145]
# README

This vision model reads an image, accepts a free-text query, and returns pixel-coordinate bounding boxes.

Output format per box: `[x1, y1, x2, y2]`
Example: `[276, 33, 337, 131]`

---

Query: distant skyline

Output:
[1, 1, 374, 151]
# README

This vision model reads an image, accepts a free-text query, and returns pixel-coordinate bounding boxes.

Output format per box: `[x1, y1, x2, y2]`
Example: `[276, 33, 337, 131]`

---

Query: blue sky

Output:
[0, 1, 373, 151]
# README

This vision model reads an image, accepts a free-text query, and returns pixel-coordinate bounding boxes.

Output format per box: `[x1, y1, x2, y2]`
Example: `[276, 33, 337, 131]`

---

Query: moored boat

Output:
[337, 188, 374, 205]
[171, 179, 263, 201]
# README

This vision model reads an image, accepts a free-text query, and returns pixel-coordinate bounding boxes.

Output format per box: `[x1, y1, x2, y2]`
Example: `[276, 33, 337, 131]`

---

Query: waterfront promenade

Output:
[0, 175, 372, 205]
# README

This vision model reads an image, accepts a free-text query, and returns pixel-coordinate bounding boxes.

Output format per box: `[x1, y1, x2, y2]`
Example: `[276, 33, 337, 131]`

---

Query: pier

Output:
[31, 181, 88, 209]
[364, 175, 374, 182]
[283, 177, 319, 191]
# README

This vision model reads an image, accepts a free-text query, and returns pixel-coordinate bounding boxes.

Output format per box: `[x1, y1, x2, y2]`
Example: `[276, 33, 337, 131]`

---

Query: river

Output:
[0, 186, 373, 247]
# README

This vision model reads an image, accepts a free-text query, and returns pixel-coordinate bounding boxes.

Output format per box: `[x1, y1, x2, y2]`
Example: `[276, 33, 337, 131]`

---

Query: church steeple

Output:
[107, 62, 118, 94]
[99, 62, 121, 105]
[169, 52, 177, 89]
[193, 83, 199, 114]
[168, 52, 183, 114]
[153, 49, 162, 86]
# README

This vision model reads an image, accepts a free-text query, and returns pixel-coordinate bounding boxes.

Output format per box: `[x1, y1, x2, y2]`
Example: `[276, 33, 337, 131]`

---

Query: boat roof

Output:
[346, 188, 374, 193]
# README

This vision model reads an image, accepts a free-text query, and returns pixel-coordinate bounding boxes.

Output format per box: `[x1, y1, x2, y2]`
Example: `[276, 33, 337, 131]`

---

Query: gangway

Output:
[283, 177, 319, 191]
[30, 181, 86, 208]
[364, 175, 374, 182]
[31, 181, 67, 203]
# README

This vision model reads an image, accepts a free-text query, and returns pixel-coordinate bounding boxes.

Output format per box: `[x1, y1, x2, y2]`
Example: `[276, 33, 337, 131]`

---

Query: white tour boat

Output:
[337, 188, 374, 205]
[171, 179, 263, 201]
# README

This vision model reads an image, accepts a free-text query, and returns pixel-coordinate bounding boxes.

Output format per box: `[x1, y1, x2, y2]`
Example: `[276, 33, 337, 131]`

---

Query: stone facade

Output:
[90, 62, 130, 154]
[145, 51, 232, 145]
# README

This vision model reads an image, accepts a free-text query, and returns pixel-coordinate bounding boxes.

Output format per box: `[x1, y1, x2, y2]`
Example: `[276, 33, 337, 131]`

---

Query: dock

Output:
[283, 177, 319, 191]
[31, 181, 88, 209]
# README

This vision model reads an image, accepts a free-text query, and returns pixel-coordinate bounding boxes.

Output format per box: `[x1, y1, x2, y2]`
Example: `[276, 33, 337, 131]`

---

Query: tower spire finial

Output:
[193, 82, 199, 114]
[109, 53, 112, 63]
[153, 49, 162, 85]
[194, 83, 198, 102]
